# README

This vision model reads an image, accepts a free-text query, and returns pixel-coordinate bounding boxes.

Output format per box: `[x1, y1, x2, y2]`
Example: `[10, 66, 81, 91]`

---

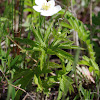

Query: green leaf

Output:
[12, 87, 15, 100]
[57, 89, 63, 100]
[60, 10, 95, 60]
[89, 66, 94, 72]
[34, 74, 43, 91]
[40, 49, 46, 70]
[14, 70, 33, 100]
[90, 59, 99, 71]
[79, 56, 99, 75]
[46, 48, 56, 55]
[47, 48, 73, 61]
[79, 60, 90, 66]
[10, 55, 20, 68]
[48, 62, 62, 69]
[0, 65, 3, 72]
[0, 17, 8, 21]
[58, 42, 83, 50]
[47, 76, 57, 83]
[66, 61, 72, 72]
[61, 21, 72, 29]
[7, 84, 13, 100]
[7, 81, 15, 100]
[44, 20, 54, 43]
[12, 69, 32, 81]
[33, 47, 46, 70]
[92, 12, 100, 25]
[32, 28, 45, 47]
[73, 95, 80, 100]
[15, 38, 39, 47]
[24, 8, 32, 12]
[55, 49, 73, 61]
[59, 75, 74, 95]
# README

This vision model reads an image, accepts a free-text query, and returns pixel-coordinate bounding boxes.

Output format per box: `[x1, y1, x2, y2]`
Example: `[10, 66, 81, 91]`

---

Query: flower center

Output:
[42, 3, 51, 10]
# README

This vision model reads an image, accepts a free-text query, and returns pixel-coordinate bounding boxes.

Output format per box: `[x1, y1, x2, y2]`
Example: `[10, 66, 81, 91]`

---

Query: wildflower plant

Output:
[0, 0, 99, 100]
[14, 0, 76, 98]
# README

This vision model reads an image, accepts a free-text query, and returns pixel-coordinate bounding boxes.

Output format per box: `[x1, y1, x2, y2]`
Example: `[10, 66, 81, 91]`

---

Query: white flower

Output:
[33, 0, 62, 16]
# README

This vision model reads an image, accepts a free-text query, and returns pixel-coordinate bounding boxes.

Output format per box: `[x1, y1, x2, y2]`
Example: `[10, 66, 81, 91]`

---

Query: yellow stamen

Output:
[42, 3, 51, 10]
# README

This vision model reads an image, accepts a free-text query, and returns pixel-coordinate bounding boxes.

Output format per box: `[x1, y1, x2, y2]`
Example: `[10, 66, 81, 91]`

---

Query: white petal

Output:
[41, 5, 61, 16]
[33, 6, 41, 12]
[41, 9, 54, 16]
[35, 0, 47, 6]
[48, 0, 55, 7]
[53, 5, 62, 14]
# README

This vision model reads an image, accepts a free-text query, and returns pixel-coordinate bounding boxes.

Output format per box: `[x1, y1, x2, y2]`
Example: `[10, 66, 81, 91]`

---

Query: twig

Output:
[62, 7, 68, 20]
[90, 0, 93, 42]
[7, 35, 22, 50]
[55, 0, 66, 8]
[0, 70, 34, 100]
[71, 0, 79, 46]
[55, 0, 71, 20]
[71, 0, 73, 13]
[91, 92, 99, 95]
[97, 80, 100, 100]
[22, 93, 29, 100]
[90, 0, 93, 26]
[50, 72, 56, 76]
[7, 35, 37, 63]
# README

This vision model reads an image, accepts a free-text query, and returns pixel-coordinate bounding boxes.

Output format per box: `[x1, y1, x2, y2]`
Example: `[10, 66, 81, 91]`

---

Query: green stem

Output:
[45, 54, 49, 80]
[73, 48, 82, 100]
[12, 0, 14, 37]
[44, 16, 45, 35]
